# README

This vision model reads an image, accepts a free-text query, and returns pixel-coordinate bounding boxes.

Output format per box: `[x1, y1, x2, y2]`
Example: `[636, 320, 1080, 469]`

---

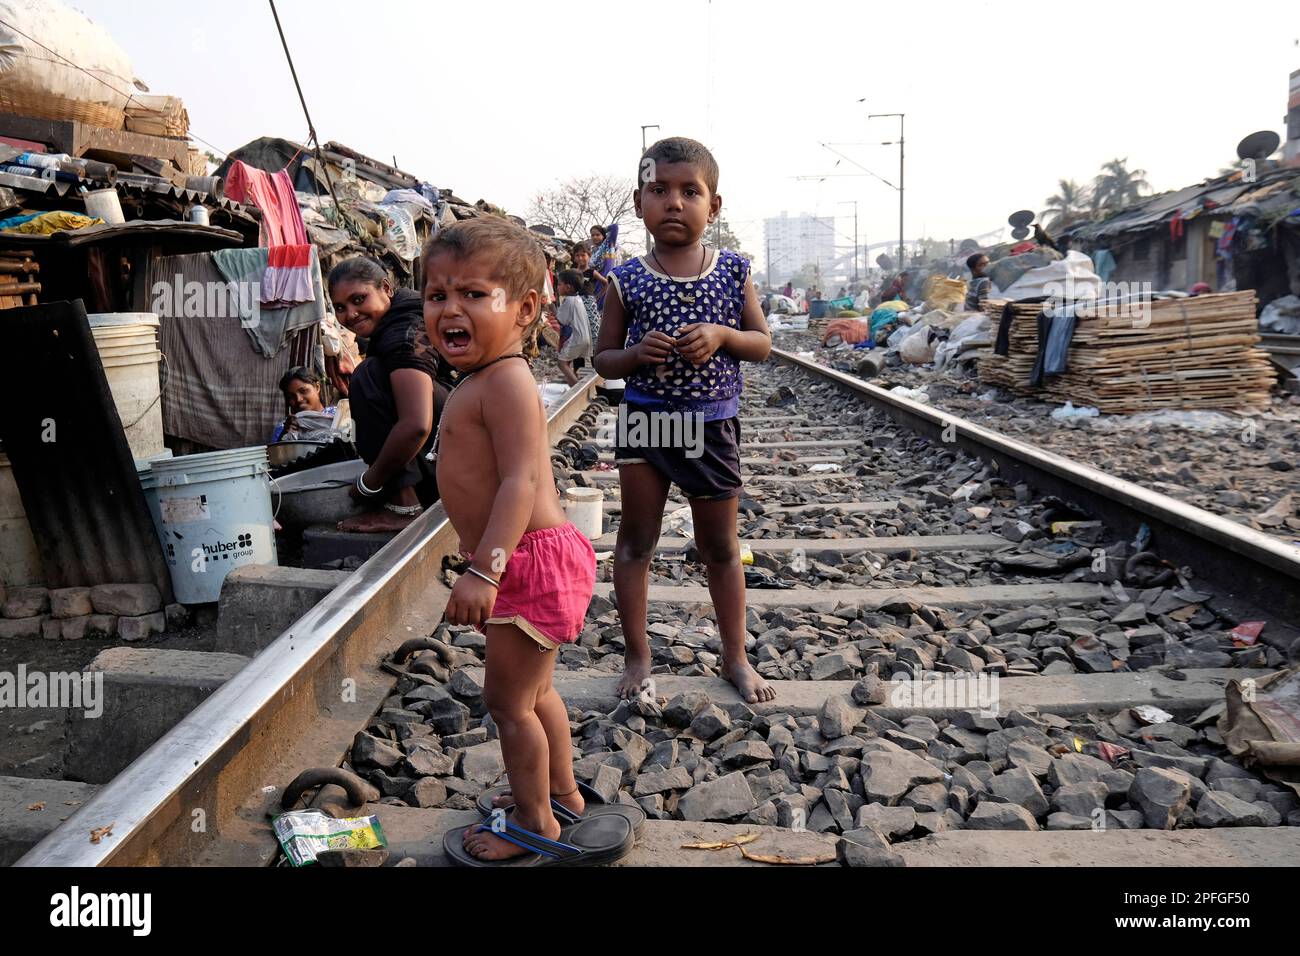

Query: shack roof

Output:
[0, 218, 243, 249]
[1062, 166, 1300, 243]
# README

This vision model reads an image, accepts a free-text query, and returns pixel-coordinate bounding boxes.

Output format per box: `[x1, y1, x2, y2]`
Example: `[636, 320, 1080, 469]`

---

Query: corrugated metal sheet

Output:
[0, 218, 244, 250]
[1065, 170, 1300, 242]
[0, 168, 251, 212]
[0, 299, 173, 598]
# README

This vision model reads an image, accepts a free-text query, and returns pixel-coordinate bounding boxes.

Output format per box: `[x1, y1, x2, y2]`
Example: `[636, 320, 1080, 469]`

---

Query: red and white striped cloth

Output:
[261, 243, 314, 307]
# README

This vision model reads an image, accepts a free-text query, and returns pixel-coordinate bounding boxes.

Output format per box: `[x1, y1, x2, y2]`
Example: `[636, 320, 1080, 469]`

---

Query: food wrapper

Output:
[272, 810, 387, 867]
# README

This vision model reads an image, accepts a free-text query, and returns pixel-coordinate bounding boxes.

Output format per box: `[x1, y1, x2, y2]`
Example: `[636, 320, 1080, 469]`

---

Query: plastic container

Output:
[271, 459, 366, 529]
[88, 312, 164, 460]
[151, 447, 277, 603]
[564, 487, 604, 539]
[134, 450, 173, 552]
[83, 187, 124, 224]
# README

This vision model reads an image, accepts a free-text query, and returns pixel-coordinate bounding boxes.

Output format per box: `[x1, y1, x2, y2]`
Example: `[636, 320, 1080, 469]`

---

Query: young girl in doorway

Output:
[271, 366, 337, 442]
[593, 137, 775, 704]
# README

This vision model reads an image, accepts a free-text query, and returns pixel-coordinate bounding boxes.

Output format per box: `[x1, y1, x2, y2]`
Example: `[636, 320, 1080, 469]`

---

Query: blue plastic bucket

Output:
[150, 447, 277, 603]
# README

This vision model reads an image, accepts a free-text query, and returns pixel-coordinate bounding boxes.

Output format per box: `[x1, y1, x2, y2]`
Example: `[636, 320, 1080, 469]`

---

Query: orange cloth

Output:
[823, 318, 871, 345]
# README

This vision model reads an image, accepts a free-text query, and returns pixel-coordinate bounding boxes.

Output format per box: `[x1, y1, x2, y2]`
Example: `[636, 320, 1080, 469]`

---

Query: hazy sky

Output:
[67, 0, 1300, 262]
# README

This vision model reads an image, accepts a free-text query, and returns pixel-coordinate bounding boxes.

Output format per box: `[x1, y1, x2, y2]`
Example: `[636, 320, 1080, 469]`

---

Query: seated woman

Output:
[271, 366, 337, 442]
[327, 257, 453, 533]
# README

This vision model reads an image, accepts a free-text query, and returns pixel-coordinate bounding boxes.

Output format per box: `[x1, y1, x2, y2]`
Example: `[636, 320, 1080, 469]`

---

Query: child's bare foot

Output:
[462, 810, 562, 862]
[616, 650, 652, 699]
[722, 657, 775, 704]
[336, 509, 420, 534]
[490, 788, 585, 817]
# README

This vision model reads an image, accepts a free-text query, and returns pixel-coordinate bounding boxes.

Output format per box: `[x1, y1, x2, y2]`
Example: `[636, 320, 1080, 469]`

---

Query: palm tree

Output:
[1041, 179, 1090, 228]
[1093, 158, 1151, 210]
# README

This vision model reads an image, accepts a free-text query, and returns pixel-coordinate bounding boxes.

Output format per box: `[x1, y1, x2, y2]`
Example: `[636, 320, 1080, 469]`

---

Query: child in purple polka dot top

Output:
[594, 137, 775, 705]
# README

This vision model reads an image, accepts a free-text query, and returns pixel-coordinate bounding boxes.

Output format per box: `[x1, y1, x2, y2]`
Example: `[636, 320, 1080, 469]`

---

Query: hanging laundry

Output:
[211, 246, 325, 359]
[1029, 307, 1078, 387]
[1169, 211, 1185, 242]
[1091, 248, 1117, 283]
[224, 159, 309, 247]
[149, 252, 320, 449]
[262, 244, 316, 307]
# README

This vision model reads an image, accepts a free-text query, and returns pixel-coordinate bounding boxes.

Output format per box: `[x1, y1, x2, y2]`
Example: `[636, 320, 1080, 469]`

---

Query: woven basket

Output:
[0, 87, 125, 131]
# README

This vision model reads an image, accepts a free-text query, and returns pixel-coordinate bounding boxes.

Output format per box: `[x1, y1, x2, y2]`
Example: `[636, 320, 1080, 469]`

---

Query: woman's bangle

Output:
[465, 566, 500, 589]
[356, 471, 381, 497]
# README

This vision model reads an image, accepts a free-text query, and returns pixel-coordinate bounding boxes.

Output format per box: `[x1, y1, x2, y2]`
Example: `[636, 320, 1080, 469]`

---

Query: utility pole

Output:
[640, 124, 659, 255]
[835, 200, 859, 282]
[869, 112, 904, 272]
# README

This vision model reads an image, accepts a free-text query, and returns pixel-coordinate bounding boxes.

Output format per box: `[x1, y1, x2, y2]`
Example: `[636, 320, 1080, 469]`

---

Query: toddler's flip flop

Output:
[443, 812, 634, 867]
[476, 779, 647, 838]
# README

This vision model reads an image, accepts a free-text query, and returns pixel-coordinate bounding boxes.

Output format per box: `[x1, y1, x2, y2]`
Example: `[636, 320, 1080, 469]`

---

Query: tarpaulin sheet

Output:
[1219, 667, 1300, 797]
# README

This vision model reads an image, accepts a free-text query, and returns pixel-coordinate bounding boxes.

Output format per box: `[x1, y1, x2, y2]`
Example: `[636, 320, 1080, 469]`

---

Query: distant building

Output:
[764, 212, 834, 285]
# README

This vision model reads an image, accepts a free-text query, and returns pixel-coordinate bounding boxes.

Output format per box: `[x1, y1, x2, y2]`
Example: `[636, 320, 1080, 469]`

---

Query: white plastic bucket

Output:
[151, 447, 277, 603]
[564, 487, 604, 539]
[88, 313, 165, 460]
[135, 450, 173, 552]
[0, 453, 43, 587]
[84, 187, 125, 224]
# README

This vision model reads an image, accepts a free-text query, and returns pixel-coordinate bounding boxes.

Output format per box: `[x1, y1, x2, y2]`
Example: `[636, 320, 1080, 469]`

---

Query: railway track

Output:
[18, 350, 1300, 867]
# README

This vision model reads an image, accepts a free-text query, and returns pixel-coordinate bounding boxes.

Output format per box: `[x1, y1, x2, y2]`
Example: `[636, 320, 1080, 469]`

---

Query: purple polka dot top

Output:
[610, 248, 749, 409]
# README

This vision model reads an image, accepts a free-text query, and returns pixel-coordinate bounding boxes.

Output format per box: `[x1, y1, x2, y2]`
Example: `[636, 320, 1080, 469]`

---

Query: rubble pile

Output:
[774, 331, 1300, 547]
[563, 597, 1285, 684]
[347, 633, 1300, 850]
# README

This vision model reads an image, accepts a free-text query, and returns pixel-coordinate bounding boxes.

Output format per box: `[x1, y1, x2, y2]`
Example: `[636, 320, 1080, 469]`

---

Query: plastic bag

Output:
[1050, 401, 1100, 420]
[885, 324, 911, 349]
[889, 385, 930, 404]
[900, 327, 937, 365]
[987, 249, 1061, 294]
[933, 313, 992, 369]
[663, 505, 694, 537]
[1260, 295, 1300, 335]
[996, 250, 1099, 301]
[272, 810, 387, 866]
[0, 1, 137, 110]
[923, 275, 967, 312]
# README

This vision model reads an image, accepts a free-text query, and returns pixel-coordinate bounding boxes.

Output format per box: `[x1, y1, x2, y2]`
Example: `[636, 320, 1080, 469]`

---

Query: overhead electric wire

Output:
[267, 0, 344, 222]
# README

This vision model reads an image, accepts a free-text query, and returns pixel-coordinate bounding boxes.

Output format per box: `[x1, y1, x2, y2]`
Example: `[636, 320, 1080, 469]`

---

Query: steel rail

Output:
[17, 377, 598, 867]
[771, 347, 1300, 626]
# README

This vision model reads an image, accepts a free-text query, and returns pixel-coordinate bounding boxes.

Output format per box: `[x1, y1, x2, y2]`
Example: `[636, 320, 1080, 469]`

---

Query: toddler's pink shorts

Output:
[477, 522, 596, 650]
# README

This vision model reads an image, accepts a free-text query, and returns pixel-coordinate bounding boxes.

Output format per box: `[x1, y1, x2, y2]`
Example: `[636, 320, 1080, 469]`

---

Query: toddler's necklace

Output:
[427, 352, 526, 464]
[650, 244, 708, 305]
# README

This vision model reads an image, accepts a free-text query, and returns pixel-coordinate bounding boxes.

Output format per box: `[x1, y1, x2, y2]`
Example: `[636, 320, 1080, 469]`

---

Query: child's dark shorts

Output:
[614, 403, 743, 500]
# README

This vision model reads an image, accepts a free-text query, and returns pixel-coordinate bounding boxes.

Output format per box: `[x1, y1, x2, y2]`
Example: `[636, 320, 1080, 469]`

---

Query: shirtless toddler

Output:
[423, 218, 604, 864]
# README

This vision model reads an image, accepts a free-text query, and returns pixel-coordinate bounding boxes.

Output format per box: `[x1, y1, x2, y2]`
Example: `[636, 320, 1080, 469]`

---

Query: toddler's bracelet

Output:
[465, 566, 500, 589]
[356, 471, 382, 497]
